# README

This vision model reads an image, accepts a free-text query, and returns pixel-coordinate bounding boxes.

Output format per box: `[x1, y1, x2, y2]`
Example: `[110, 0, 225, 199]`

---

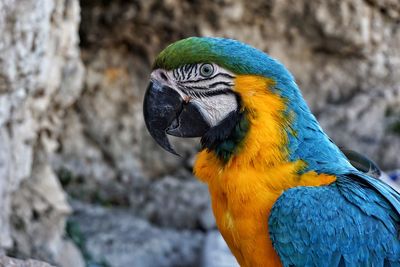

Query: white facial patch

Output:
[151, 63, 238, 127]
[191, 94, 238, 127]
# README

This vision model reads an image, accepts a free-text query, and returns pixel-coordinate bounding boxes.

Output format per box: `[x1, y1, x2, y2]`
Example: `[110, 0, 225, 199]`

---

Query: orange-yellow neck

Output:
[193, 75, 336, 266]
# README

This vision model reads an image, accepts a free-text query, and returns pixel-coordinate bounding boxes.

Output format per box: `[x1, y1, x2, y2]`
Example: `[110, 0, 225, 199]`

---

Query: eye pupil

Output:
[200, 64, 214, 77]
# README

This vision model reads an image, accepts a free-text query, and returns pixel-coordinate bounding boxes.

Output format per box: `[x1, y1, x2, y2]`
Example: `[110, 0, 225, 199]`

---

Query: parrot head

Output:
[143, 37, 352, 171]
[143, 37, 296, 158]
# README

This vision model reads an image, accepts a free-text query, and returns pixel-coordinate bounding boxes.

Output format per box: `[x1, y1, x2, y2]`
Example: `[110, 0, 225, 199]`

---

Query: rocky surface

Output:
[53, 0, 400, 205]
[0, 256, 55, 267]
[69, 201, 204, 267]
[129, 174, 215, 230]
[69, 200, 239, 267]
[1, 0, 400, 266]
[0, 0, 84, 265]
[202, 231, 239, 267]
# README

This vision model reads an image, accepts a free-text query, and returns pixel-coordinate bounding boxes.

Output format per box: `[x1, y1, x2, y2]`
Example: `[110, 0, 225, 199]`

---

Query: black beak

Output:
[143, 80, 210, 155]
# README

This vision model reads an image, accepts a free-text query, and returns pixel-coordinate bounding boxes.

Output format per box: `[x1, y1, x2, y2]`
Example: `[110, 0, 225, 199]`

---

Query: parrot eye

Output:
[200, 63, 214, 77]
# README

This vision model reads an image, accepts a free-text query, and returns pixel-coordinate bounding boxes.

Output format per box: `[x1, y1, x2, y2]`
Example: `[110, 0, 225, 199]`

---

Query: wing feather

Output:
[269, 178, 400, 267]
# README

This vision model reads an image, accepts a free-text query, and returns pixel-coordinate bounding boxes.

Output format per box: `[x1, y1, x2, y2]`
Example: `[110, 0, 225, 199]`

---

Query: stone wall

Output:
[0, 0, 84, 265]
[1, 0, 400, 266]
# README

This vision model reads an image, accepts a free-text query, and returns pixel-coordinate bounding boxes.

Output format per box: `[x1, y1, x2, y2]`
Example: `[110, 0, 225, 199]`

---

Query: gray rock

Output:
[57, 240, 85, 267]
[71, 0, 400, 173]
[0, 0, 84, 265]
[199, 205, 216, 231]
[10, 162, 71, 260]
[0, 256, 55, 267]
[49, 3, 400, 242]
[202, 231, 239, 267]
[70, 201, 204, 267]
[51, 109, 124, 205]
[1, 0, 400, 266]
[130, 175, 215, 230]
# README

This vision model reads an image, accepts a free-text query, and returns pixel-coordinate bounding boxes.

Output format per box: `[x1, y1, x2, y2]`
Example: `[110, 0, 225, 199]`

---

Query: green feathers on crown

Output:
[154, 37, 217, 70]
[153, 37, 295, 84]
[153, 37, 252, 75]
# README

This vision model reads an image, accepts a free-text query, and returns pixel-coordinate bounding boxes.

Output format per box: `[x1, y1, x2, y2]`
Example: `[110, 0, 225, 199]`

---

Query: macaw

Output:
[143, 37, 400, 267]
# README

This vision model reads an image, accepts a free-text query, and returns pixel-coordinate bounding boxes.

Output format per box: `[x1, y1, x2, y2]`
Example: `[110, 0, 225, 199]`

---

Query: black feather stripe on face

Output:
[165, 63, 247, 160]
[201, 110, 242, 150]
[173, 64, 234, 101]
[179, 73, 234, 84]
[200, 103, 249, 162]
[197, 90, 248, 162]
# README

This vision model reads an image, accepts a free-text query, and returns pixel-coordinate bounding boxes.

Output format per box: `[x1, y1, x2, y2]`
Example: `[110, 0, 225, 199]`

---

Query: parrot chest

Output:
[209, 183, 282, 267]
[194, 150, 336, 267]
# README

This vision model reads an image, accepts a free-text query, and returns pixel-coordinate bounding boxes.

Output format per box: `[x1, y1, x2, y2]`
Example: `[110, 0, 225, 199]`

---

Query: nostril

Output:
[160, 72, 168, 81]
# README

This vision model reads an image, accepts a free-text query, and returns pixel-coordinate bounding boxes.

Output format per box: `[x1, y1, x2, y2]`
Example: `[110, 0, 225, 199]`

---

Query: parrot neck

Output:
[282, 87, 353, 175]
[198, 75, 352, 174]
[193, 75, 344, 267]
[200, 109, 250, 163]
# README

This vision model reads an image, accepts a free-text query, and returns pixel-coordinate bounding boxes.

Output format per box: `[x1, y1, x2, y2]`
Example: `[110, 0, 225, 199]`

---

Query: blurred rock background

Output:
[0, 0, 399, 266]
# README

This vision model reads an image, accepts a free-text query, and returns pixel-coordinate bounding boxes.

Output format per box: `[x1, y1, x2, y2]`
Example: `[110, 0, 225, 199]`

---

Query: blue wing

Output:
[269, 173, 400, 267]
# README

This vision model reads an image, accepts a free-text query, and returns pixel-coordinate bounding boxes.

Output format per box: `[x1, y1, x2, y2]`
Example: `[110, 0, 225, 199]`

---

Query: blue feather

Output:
[269, 179, 400, 267]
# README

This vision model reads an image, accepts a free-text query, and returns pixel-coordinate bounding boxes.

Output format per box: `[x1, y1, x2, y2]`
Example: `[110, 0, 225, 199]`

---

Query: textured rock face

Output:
[202, 231, 239, 267]
[0, 256, 55, 267]
[69, 201, 204, 267]
[57, 1, 400, 265]
[0, 0, 84, 265]
[1, 0, 400, 266]
[54, 1, 400, 200]
[274, 0, 400, 170]
[129, 174, 214, 230]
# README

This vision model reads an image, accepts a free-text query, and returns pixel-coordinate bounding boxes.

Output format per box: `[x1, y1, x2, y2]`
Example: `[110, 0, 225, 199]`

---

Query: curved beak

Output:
[143, 79, 210, 155]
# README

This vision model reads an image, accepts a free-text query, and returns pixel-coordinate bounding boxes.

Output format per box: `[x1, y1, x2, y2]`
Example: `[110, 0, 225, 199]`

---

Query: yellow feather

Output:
[194, 75, 336, 267]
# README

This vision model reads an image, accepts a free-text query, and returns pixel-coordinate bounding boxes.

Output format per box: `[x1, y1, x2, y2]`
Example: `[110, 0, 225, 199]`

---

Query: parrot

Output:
[142, 37, 400, 267]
